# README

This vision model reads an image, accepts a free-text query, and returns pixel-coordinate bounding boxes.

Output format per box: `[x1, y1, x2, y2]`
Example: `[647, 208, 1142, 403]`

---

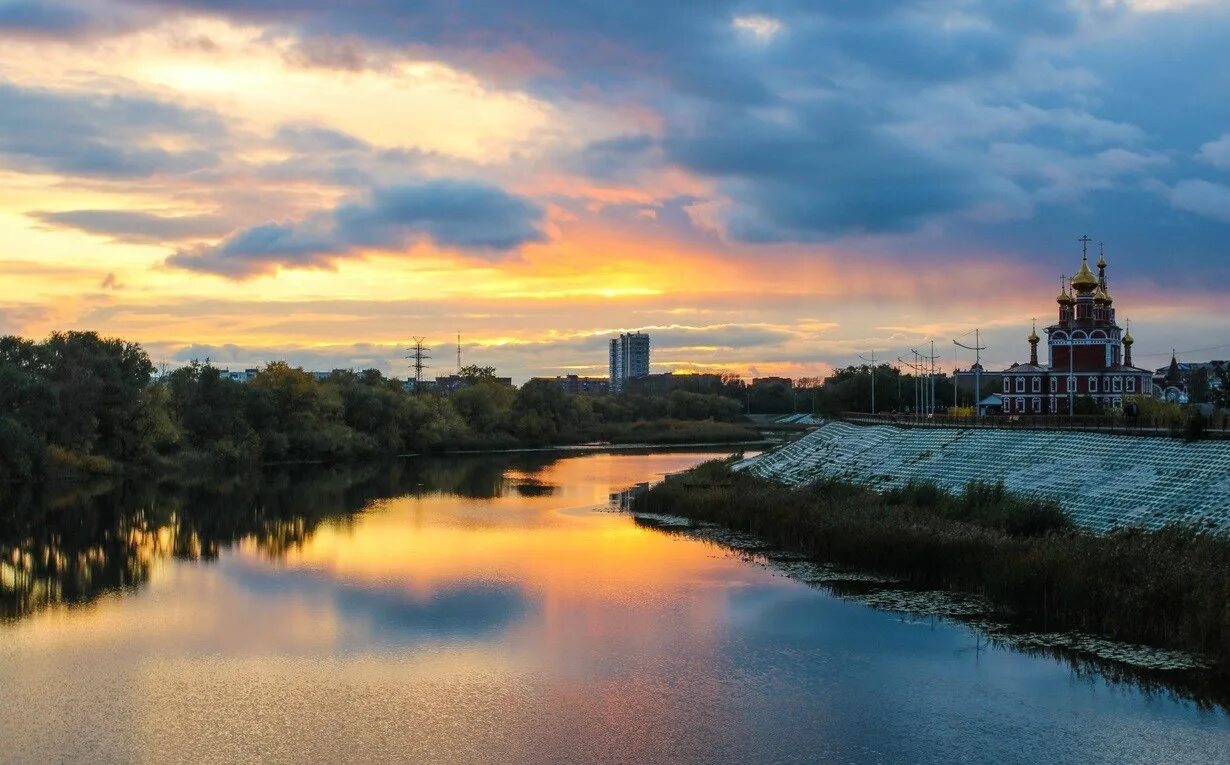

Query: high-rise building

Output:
[609, 332, 651, 392]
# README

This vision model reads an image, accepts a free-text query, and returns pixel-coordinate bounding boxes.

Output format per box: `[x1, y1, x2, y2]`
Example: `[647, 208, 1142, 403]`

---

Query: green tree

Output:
[452, 380, 515, 435]
[35, 332, 153, 458]
[459, 365, 498, 381]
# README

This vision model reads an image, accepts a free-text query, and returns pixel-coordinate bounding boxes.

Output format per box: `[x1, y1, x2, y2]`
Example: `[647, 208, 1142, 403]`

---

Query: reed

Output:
[633, 460, 1230, 668]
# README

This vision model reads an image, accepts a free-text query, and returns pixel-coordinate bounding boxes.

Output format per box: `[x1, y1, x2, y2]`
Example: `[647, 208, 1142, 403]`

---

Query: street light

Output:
[954, 329, 986, 418]
[858, 350, 877, 414]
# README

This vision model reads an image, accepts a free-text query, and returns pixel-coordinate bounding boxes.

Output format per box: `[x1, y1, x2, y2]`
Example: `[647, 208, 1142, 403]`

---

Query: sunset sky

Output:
[1, 0, 1227, 381]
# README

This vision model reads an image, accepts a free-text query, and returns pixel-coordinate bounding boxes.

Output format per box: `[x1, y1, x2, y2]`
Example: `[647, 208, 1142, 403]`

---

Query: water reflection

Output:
[1, 450, 1226, 765]
[0, 452, 575, 622]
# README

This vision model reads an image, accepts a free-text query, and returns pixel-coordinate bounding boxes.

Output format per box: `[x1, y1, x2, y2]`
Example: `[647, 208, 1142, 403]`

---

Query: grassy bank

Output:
[632, 461, 1230, 668]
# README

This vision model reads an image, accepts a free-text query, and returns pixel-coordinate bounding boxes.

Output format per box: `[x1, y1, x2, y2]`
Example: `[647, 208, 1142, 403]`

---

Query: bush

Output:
[0, 416, 42, 481]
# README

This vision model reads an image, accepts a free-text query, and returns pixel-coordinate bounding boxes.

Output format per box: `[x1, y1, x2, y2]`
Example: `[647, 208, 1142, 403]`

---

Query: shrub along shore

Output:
[632, 460, 1230, 670]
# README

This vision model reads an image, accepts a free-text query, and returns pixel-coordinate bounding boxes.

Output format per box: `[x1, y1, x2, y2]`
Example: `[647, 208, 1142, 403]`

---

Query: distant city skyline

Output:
[1, 2, 1228, 383]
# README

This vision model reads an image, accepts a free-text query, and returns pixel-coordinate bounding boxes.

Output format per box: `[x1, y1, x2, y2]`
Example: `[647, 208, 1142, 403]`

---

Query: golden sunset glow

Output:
[1, 2, 1226, 381]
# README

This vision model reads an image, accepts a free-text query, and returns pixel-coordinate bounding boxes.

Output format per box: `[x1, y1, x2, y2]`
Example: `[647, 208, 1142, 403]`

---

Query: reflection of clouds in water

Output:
[224, 563, 531, 646]
[511, 479, 557, 497]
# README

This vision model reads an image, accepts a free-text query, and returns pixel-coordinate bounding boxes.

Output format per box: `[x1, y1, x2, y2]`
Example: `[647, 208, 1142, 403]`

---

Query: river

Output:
[1, 449, 1227, 764]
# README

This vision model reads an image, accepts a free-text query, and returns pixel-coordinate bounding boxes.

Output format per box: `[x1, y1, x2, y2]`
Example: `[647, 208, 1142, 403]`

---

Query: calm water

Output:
[1, 450, 1228, 764]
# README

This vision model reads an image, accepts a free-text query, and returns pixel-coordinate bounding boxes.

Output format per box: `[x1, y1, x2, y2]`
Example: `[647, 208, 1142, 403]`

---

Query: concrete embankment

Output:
[743, 421, 1230, 533]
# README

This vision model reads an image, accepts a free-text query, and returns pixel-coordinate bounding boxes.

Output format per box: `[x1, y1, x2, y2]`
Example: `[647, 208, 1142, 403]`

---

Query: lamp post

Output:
[859, 350, 877, 415]
[954, 329, 986, 418]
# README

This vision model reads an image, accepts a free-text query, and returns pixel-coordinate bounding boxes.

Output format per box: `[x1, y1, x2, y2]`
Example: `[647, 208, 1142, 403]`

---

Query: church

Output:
[997, 237, 1153, 415]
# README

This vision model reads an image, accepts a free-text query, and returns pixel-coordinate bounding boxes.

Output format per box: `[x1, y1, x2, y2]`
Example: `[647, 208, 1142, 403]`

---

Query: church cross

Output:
[1078, 234, 1092, 259]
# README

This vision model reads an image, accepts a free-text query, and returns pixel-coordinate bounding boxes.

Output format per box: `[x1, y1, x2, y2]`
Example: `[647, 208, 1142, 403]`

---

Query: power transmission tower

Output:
[954, 329, 987, 418]
[406, 337, 431, 390]
[456, 331, 462, 374]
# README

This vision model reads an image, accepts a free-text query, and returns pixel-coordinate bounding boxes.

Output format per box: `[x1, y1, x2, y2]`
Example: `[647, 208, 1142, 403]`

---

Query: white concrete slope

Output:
[744, 422, 1230, 533]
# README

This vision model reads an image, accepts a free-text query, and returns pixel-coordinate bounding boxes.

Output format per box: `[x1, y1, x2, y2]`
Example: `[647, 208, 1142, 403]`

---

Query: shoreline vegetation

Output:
[0, 331, 762, 484]
[631, 460, 1230, 674]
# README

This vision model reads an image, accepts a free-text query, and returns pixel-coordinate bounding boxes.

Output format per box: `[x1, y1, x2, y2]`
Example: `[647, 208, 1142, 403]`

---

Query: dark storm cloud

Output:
[31, 209, 234, 243]
[167, 180, 546, 277]
[0, 81, 226, 178]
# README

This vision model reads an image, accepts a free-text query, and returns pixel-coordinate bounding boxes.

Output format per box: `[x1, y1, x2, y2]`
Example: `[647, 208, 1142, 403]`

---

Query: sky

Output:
[0, 0, 1227, 382]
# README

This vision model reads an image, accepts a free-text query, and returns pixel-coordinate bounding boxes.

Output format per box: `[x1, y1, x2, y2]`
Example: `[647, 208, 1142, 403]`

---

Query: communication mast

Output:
[406, 337, 431, 389]
[456, 331, 462, 374]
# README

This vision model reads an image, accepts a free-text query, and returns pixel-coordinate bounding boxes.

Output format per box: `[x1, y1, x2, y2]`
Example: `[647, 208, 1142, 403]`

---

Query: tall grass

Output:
[633, 460, 1230, 668]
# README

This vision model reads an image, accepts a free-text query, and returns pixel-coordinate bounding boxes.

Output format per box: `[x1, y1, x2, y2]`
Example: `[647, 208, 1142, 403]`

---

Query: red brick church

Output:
[998, 237, 1152, 415]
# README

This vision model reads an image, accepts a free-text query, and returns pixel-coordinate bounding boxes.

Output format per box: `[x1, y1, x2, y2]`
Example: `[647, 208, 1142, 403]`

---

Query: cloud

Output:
[0, 0, 143, 38]
[0, 81, 225, 178]
[6, 0, 1230, 295]
[663, 99, 984, 241]
[1168, 179, 1230, 222]
[275, 123, 372, 153]
[227, 565, 529, 645]
[1197, 133, 1230, 170]
[0, 1, 92, 33]
[1, 1, 1192, 250]
[573, 134, 659, 181]
[166, 180, 546, 277]
[31, 209, 234, 243]
[645, 324, 795, 350]
[258, 123, 436, 188]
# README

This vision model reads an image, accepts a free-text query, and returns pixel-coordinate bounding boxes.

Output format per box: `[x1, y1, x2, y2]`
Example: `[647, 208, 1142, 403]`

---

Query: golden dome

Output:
[1071, 257, 1098, 291]
[1093, 286, 1110, 304]
[1056, 277, 1074, 305]
[1123, 322, 1134, 345]
[1028, 325, 1040, 344]
[1097, 254, 1107, 270]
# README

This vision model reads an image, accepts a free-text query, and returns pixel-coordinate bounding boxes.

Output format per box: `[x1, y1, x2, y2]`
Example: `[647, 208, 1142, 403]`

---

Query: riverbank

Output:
[631, 460, 1230, 672]
[746, 420, 1230, 533]
[21, 417, 765, 484]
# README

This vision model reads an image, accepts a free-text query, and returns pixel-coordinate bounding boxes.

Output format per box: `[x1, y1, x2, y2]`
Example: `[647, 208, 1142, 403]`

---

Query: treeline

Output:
[752, 365, 957, 415]
[0, 332, 753, 482]
[635, 461, 1230, 670]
